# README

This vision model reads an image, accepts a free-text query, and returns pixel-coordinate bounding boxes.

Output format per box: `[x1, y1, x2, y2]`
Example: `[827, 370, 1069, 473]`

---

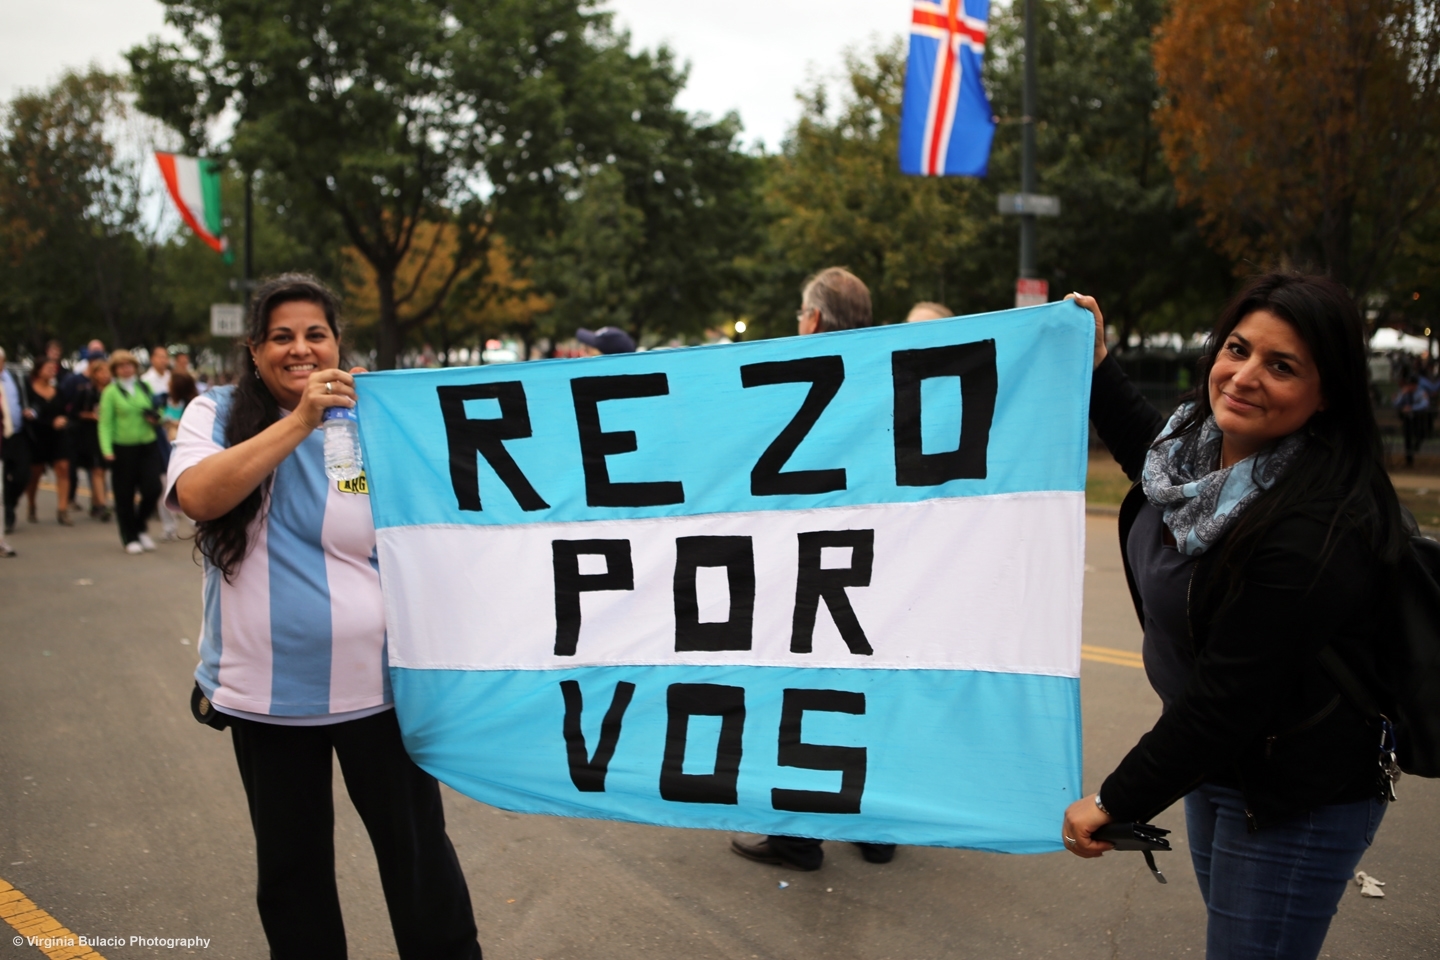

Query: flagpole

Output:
[1019, 0, 1037, 281]
[243, 172, 254, 316]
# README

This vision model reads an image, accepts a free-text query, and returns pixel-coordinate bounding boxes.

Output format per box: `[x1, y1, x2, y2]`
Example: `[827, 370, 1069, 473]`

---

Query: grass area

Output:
[1086, 456, 1133, 506]
[1396, 485, 1440, 529]
[1088, 452, 1440, 528]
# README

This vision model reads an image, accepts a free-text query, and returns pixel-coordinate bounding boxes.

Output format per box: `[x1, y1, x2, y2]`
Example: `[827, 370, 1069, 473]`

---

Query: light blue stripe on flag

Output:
[391, 664, 1080, 852]
[354, 302, 1093, 530]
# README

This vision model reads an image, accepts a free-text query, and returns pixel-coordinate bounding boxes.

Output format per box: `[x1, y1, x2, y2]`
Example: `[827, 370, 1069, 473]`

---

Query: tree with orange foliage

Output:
[344, 225, 549, 363]
[1153, 0, 1440, 297]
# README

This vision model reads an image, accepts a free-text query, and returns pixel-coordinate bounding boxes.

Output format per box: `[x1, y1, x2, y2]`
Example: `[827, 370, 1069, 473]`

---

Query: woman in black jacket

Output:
[1062, 274, 1403, 960]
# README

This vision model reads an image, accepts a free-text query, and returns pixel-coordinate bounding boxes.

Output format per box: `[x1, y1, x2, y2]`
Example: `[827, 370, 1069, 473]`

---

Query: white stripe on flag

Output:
[173, 156, 207, 224]
[377, 491, 1083, 677]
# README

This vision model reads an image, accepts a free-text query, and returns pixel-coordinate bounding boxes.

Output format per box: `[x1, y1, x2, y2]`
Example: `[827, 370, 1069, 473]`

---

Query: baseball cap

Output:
[576, 326, 637, 355]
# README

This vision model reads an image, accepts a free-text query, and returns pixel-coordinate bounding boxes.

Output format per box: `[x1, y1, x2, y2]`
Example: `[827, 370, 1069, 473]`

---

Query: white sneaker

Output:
[162, 529, 180, 542]
[137, 533, 157, 551]
[125, 541, 145, 555]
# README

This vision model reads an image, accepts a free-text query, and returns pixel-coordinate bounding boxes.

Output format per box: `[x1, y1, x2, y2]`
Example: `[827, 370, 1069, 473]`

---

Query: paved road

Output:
[2, 494, 1436, 959]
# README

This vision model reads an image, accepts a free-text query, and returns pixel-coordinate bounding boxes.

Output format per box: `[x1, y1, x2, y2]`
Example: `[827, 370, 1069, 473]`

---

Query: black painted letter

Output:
[559, 679, 636, 792]
[771, 688, 867, 814]
[659, 683, 745, 804]
[891, 340, 997, 486]
[552, 539, 634, 656]
[791, 529, 875, 656]
[570, 374, 685, 507]
[437, 382, 550, 511]
[674, 536, 756, 652]
[740, 356, 846, 496]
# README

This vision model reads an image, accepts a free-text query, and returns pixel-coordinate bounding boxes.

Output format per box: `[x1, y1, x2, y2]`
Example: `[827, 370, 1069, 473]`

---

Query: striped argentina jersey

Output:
[166, 386, 391, 718]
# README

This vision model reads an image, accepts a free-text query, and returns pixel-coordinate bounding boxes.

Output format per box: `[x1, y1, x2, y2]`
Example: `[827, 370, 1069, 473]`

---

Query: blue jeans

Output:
[1185, 784, 1386, 960]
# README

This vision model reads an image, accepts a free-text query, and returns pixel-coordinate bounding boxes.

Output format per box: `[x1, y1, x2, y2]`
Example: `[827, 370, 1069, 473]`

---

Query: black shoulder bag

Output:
[1317, 535, 1440, 786]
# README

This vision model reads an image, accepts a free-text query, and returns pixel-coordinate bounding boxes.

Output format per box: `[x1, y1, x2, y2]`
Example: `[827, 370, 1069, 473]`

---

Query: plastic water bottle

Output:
[322, 405, 363, 481]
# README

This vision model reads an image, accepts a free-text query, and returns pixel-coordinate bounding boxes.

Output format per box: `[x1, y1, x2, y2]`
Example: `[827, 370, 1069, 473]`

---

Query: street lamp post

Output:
[243, 172, 254, 316]
[1020, 0, 1037, 282]
[998, 0, 1060, 307]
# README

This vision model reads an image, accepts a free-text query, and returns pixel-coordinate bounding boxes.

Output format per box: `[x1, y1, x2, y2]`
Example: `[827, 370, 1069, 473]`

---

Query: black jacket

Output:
[1090, 355, 1385, 828]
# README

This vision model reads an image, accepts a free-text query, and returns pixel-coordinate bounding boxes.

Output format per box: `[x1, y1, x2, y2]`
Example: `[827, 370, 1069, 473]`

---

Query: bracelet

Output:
[1095, 794, 1110, 815]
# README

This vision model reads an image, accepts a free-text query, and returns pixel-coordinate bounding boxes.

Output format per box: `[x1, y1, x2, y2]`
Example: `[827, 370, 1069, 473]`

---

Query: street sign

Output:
[998, 193, 1061, 217]
[210, 303, 245, 337]
[1015, 278, 1049, 308]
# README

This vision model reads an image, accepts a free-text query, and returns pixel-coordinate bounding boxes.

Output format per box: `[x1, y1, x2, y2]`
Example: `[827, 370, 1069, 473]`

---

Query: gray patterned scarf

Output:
[1141, 403, 1307, 556]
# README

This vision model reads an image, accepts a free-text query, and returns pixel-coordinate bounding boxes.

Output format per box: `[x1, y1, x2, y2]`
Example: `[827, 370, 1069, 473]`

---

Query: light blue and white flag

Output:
[354, 301, 1092, 853]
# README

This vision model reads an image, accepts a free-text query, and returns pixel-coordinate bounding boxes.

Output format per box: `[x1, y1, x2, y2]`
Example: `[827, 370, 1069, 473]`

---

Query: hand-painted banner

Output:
[354, 301, 1093, 853]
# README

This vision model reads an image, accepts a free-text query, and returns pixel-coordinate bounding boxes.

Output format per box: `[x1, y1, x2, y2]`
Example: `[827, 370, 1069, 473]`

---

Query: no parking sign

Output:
[355, 302, 1092, 852]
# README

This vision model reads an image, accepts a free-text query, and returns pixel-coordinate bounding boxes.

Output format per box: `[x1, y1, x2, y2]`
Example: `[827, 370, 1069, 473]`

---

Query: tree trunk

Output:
[1321, 193, 1355, 292]
[376, 269, 401, 370]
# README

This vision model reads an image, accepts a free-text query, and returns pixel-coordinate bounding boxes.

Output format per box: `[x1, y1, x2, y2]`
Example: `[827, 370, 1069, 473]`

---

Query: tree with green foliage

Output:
[746, 44, 988, 337]
[129, 0, 589, 368]
[747, 0, 1232, 346]
[127, 0, 760, 366]
[0, 69, 172, 353]
[529, 46, 762, 346]
[988, 0, 1233, 345]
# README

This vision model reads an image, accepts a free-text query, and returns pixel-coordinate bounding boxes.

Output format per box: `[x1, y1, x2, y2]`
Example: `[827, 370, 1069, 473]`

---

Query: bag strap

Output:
[1316, 645, 1383, 721]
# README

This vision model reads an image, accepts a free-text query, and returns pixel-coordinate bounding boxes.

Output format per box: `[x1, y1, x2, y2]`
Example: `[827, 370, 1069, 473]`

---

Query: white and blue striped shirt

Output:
[166, 387, 391, 722]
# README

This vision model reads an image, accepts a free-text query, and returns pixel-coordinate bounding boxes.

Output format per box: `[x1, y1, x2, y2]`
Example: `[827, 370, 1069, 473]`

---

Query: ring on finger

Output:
[1064, 835, 1078, 844]
[326, 381, 333, 394]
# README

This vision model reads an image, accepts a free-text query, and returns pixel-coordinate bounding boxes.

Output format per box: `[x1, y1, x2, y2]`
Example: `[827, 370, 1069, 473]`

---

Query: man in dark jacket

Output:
[0, 346, 31, 534]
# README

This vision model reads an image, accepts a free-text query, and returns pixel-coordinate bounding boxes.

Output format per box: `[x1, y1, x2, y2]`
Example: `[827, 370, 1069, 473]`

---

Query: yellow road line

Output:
[0, 878, 107, 959]
[1081, 644, 1145, 669]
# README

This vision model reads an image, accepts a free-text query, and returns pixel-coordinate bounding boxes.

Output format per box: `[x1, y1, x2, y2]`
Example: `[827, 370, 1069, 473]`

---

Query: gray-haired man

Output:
[729, 267, 897, 871]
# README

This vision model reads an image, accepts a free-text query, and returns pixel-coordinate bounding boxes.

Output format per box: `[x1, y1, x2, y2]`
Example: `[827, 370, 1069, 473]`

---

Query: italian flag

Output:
[155, 152, 226, 254]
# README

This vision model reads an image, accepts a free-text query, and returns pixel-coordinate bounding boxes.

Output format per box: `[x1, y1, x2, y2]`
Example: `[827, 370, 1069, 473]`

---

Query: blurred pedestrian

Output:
[0, 346, 31, 533]
[100, 349, 162, 554]
[905, 301, 953, 323]
[1065, 276, 1401, 960]
[74, 358, 113, 521]
[143, 345, 173, 402]
[576, 326, 637, 355]
[23, 358, 76, 525]
[156, 371, 197, 541]
[0, 354, 17, 556]
[163, 371, 197, 431]
[169, 274, 481, 959]
[1393, 374, 1429, 468]
[1418, 361, 1439, 446]
[73, 339, 106, 376]
[730, 266, 896, 872]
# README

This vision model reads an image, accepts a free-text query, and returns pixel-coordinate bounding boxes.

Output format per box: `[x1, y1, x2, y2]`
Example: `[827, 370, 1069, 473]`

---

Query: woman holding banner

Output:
[167, 274, 481, 960]
[1062, 274, 1402, 960]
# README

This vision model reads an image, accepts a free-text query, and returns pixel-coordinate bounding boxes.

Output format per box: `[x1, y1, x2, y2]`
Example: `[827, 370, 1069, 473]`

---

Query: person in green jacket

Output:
[99, 349, 161, 554]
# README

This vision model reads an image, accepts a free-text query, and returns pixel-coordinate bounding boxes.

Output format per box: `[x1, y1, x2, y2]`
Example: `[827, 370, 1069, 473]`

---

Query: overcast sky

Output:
[0, 0, 908, 149]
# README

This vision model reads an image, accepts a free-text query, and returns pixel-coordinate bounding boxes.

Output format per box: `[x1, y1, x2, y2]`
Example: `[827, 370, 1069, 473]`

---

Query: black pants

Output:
[2, 433, 30, 527]
[766, 836, 896, 870]
[230, 709, 482, 960]
[111, 441, 160, 545]
[1400, 412, 1426, 464]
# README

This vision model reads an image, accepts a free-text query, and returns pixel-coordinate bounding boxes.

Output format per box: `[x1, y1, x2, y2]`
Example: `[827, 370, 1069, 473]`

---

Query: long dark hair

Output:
[195, 274, 342, 580]
[1164, 273, 1405, 592]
